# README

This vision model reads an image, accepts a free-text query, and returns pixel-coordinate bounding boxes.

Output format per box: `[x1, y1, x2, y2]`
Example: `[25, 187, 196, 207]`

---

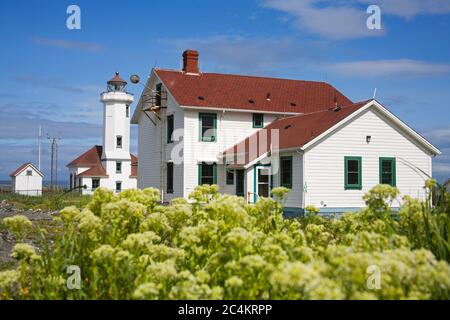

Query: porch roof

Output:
[220, 100, 369, 166]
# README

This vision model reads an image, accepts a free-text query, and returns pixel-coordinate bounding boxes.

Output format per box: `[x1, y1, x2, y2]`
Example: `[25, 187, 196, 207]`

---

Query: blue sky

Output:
[0, 0, 449, 183]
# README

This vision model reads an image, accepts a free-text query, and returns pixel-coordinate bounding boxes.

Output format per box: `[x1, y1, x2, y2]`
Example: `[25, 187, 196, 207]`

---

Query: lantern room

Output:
[107, 72, 127, 92]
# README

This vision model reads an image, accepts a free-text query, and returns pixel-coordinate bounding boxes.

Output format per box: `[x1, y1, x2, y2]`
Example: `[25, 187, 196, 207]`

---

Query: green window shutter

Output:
[379, 157, 396, 187]
[213, 163, 217, 184]
[344, 156, 362, 190]
[198, 163, 202, 186]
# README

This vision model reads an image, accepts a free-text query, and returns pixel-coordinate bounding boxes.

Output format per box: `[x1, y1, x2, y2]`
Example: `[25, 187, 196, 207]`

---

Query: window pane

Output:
[202, 116, 214, 127]
[381, 173, 392, 184]
[202, 164, 213, 177]
[348, 172, 359, 185]
[202, 127, 214, 138]
[258, 168, 269, 183]
[202, 177, 214, 185]
[347, 160, 358, 172]
[258, 184, 269, 198]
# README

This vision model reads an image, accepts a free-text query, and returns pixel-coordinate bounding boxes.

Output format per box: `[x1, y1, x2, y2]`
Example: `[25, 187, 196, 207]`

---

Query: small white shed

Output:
[10, 163, 44, 196]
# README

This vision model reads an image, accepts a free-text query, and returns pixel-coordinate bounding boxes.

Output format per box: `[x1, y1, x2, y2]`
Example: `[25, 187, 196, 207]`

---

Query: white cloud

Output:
[358, 0, 450, 19]
[32, 37, 104, 52]
[261, 0, 384, 39]
[327, 59, 450, 77]
[159, 35, 314, 75]
[260, 0, 450, 39]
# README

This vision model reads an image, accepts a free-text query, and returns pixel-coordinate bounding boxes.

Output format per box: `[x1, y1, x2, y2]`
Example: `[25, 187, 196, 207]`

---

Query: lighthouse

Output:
[67, 72, 137, 194]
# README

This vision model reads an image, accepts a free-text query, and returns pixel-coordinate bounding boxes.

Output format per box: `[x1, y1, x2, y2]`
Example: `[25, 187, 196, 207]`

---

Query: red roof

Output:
[67, 145, 137, 178]
[10, 163, 43, 177]
[155, 69, 352, 114]
[223, 100, 370, 166]
[108, 72, 127, 84]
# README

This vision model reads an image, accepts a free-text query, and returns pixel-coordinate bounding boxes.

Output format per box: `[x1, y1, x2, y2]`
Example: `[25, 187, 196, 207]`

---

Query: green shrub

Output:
[0, 184, 449, 300]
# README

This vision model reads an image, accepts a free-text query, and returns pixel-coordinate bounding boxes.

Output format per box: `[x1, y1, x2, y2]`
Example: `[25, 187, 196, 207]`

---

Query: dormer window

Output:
[116, 136, 122, 148]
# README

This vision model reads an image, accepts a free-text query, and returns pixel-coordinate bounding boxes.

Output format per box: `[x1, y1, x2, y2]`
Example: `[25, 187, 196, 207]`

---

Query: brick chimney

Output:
[182, 49, 199, 74]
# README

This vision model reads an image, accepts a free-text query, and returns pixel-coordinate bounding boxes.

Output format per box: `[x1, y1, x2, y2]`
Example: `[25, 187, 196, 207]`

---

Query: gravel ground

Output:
[0, 200, 56, 269]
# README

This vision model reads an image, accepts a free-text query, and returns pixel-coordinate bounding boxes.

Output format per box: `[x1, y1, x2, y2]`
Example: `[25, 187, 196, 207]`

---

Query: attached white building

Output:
[10, 163, 43, 196]
[67, 73, 137, 195]
[131, 50, 441, 216]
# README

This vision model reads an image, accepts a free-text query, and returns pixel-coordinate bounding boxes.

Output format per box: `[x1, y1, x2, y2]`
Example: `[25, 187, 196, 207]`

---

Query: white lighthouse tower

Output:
[100, 72, 136, 191]
[67, 72, 137, 195]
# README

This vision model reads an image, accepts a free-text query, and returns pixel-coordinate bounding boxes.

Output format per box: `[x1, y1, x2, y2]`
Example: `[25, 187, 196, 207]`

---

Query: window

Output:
[126, 105, 130, 118]
[167, 162, 174, 194]
[253, 113, 264, 128]
[379, 157, 396, 186]
[69, 174, 73, 189]
[116, 181, 122, 192]
[280, 156, 293, 188]
[92, 178, 100, 190]
[198, 163, 217, 185]
[344, 156, 362, 190]
[26, 170, 32, 176]
[116, 162, 122, 173]
[116, 136, 122, 148]
[199, 113, 217, 142]
[226, 169, 234, 185]
[155, 83, 162, 106]
[167, 115, 174, 143]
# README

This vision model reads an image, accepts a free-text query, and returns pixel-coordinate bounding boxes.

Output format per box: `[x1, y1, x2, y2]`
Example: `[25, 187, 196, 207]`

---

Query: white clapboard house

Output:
[67, 73, 137, 195]
[131, 50, 441, 216]
[10, 163, 43, 196]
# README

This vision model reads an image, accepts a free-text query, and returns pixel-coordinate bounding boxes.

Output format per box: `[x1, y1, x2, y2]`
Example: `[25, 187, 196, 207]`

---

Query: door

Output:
[236, 170, 245, 197]
[257, 167, 271, 199]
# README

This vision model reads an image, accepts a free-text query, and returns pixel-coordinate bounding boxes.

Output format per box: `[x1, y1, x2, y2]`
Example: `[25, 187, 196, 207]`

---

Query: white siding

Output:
[136, 79, 184, 201]
[271, 152, 304, 208]
[183, 109, 278, 198]
[304, 108, 432, 209]
[12, 166, 42, 196]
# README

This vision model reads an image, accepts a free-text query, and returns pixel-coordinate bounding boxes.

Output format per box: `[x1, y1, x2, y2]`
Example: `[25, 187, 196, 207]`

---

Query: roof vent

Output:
[248, 99, 255, 104]
[333, 105, 341, 112]
[198, 96, 205, 100]
[266, 93, 271, 101]
[284, 124, 292, 130]
[290, 102, 296, 107]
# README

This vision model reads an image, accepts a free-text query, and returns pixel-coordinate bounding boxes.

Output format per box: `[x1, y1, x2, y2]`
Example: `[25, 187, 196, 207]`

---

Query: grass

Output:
[0, 190, 92, 211]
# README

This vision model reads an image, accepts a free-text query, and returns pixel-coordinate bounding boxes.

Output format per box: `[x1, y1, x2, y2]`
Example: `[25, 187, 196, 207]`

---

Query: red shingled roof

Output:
[10, 163, 43, 177]
[155, 69, 352, 114]
[67, 145, 138, 178]
[222, 100, 371, 166]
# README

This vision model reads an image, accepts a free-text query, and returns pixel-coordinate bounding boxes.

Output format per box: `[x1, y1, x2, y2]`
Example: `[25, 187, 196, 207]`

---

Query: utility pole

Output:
[47, 136, 60, 190]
